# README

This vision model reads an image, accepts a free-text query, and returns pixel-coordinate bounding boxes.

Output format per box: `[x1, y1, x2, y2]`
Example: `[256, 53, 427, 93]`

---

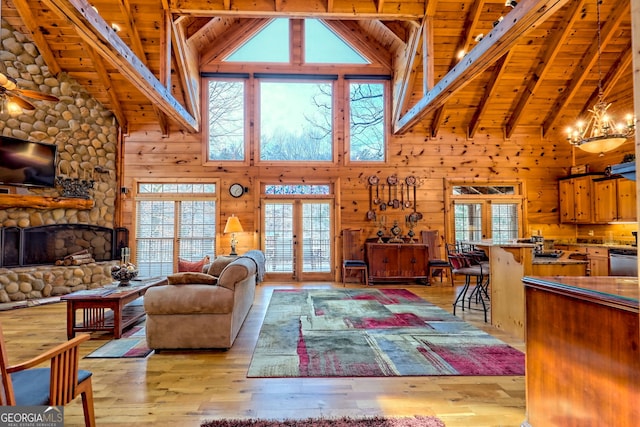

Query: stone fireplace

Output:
[2, 224, 118, 267]
[0, 20, 121, 304]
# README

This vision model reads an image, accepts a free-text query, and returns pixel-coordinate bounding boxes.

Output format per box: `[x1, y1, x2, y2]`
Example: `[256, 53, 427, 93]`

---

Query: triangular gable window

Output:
[224, 18, 369, 64]
[225, 18, 290, 62]
[305, 20, 368, 64]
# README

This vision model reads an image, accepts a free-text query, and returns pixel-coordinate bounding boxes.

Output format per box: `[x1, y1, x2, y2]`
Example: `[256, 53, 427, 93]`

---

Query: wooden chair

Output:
[421, 230, 453, 286]
[342, 229, 369, 286]
[0, 323, 96, 427]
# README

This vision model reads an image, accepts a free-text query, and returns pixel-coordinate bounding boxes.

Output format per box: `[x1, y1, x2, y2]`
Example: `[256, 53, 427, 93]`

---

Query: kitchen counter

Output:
[523, 275, 638, 426]
[463, 240, 534, 339]
[531, 256, 587, 265]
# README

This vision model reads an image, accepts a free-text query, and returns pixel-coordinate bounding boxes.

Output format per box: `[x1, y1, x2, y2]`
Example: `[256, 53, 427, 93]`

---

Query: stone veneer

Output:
[0, 262, 118, 302]
[0, 20, 119, 301]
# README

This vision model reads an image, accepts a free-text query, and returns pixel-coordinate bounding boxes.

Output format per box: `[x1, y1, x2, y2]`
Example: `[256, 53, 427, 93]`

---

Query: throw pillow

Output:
[167, 272, 217, 285]
[178, 255, 210, 272]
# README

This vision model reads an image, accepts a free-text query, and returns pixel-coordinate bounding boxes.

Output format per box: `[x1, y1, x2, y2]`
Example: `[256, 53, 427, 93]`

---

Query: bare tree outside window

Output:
[208, 80, 245, 161]
[260, 81, 333, 161]
[349, 83, 384, 161]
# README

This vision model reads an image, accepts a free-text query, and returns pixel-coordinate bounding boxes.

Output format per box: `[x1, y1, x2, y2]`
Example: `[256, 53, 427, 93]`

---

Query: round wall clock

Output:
[229, 183, 246, 198]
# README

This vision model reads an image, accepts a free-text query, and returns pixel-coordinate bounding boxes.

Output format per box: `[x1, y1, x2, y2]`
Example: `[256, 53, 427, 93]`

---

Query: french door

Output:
[262, 199, 334, 281]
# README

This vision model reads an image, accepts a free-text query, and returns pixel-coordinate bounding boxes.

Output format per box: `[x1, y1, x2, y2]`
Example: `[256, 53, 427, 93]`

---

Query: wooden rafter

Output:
[118, 0, 169, 135]
[430, 0, 484, 137]
[505, 0, 585, 138]
[394, 0, 572, 135]
[391, 24, 423, 125]
[172, 17, 200, 120]
[84, 41, 128, 131]
[170, 0, 424, 20]
[467, 51, 512, 139]
[541, 1, 629, 137]
[41, 0, 198, 132]
[11, 0, 61, 76]
[579, 42, 633, 118]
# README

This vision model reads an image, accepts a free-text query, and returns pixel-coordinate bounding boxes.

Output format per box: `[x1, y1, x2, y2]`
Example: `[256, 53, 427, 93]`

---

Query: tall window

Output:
[205, 18, 388, 165]
[207, 80, 245, 161]
[349, 82, 385, 161]
[135, 183, 216, 277]
[260, 81, 333, 161]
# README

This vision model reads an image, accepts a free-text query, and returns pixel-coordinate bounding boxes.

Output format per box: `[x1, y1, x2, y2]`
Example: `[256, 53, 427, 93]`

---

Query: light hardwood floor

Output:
[0, 282, 525, 427]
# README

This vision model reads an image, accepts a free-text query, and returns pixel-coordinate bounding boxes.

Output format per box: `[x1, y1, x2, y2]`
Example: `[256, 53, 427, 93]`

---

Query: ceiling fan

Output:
[0, 71, 59, 111]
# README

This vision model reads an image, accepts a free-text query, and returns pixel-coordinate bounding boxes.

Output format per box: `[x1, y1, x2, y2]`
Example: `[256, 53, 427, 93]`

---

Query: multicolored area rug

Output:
[248, 288, 524, 377]
[85, 323, 153, 358]
[201, 415, 445, 427]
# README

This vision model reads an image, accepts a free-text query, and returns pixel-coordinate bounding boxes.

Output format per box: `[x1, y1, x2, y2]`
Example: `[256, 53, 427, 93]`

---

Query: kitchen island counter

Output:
[523, 275, 638, 426]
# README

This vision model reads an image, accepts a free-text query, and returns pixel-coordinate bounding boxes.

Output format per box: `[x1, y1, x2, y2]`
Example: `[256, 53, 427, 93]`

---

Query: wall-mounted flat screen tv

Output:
[0, 136, 57, 188]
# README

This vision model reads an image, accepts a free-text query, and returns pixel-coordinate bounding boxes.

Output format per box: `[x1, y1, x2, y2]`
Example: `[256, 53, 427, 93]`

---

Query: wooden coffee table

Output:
[61, 277, 166, 339]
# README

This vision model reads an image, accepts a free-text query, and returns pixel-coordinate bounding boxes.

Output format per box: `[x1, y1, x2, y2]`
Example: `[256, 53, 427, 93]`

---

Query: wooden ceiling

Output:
[1, 0, 634, 140]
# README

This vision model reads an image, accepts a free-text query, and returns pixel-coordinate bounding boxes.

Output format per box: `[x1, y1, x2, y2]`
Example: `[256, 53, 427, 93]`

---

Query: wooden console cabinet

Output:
[365, 243, 429, 283]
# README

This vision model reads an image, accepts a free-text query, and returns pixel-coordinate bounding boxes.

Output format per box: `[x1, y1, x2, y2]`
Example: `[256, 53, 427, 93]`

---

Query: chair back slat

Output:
[49, 346, 81, 405]
[0, 323, 16, 405]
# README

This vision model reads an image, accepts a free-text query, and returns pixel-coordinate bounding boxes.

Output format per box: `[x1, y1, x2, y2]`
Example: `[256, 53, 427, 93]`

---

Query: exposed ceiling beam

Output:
[505, 0, 585, 138]
[170, 0, 424, 21]
[541, 1, 629, 137]
[172, 17, 200, 121]
[84, 41, 128, 131]
[394, 0, 572, 135]
[391, 24, 423, 125]
[118, 0, 169, 134]
[580, 42, 633, 118]
[467, 51, 512, 139]
[11, 0, 61, 76]
[41, 0, 198, 133]
[430, 0, 485, 137]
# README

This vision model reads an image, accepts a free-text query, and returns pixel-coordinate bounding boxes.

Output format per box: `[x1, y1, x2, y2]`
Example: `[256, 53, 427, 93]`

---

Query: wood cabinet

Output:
[559, 175, 600, 223]
[593, 177, 637, 222]
[586, 246, 609, 276]
[365, 243, 429, 283]
[553, 245, 609, 276]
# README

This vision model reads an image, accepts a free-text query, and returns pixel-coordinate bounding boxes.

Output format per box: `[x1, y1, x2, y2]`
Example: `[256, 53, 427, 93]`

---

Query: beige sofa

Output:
[143, 255, 259, 350]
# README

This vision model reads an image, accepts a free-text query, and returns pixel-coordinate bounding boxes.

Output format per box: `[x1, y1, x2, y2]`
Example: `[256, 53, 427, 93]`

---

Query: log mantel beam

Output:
[0, 195, 95, 210]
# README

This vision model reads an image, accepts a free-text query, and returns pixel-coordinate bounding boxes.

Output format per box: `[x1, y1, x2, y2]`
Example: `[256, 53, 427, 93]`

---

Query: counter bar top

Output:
[522, 275, 638, 312]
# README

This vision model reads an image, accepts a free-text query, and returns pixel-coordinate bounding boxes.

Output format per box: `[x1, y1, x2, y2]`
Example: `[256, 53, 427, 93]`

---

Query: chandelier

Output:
[565, 0, 635, 155]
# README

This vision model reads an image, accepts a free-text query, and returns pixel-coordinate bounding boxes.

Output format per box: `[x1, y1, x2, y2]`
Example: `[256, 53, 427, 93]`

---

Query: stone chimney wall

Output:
[0, 19, 119, 301]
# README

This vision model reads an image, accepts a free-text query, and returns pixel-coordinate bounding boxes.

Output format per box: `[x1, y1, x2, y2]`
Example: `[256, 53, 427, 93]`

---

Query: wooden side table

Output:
[60, 277, 166, 339]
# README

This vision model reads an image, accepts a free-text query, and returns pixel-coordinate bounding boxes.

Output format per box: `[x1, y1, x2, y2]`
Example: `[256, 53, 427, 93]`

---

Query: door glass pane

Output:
[179, 200, 216, 260]
[264, 203, 294, 272]
[492, 203, 518, 242]
[454, 203, 483, 242]
[136, 200, 175, 277]
[302, 202, 331, 272]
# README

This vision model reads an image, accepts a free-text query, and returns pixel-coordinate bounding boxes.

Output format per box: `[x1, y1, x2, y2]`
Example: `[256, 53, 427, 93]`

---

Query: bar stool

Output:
[449, 251, 489, 322]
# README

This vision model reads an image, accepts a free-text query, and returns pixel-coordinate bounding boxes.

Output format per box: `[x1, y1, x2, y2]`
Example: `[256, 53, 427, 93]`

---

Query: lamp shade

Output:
[224, 215, 244, 234]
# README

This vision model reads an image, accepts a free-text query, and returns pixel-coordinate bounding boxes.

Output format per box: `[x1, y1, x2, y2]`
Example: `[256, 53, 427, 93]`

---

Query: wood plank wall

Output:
[117, 118, 632, 275]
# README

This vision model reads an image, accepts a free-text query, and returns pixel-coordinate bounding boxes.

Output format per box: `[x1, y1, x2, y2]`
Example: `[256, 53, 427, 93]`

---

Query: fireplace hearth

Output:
[1, 224, 120, 267]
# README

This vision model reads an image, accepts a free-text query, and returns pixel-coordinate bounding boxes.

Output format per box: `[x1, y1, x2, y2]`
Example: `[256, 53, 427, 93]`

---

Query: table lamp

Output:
[223, 215, 243, 256]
